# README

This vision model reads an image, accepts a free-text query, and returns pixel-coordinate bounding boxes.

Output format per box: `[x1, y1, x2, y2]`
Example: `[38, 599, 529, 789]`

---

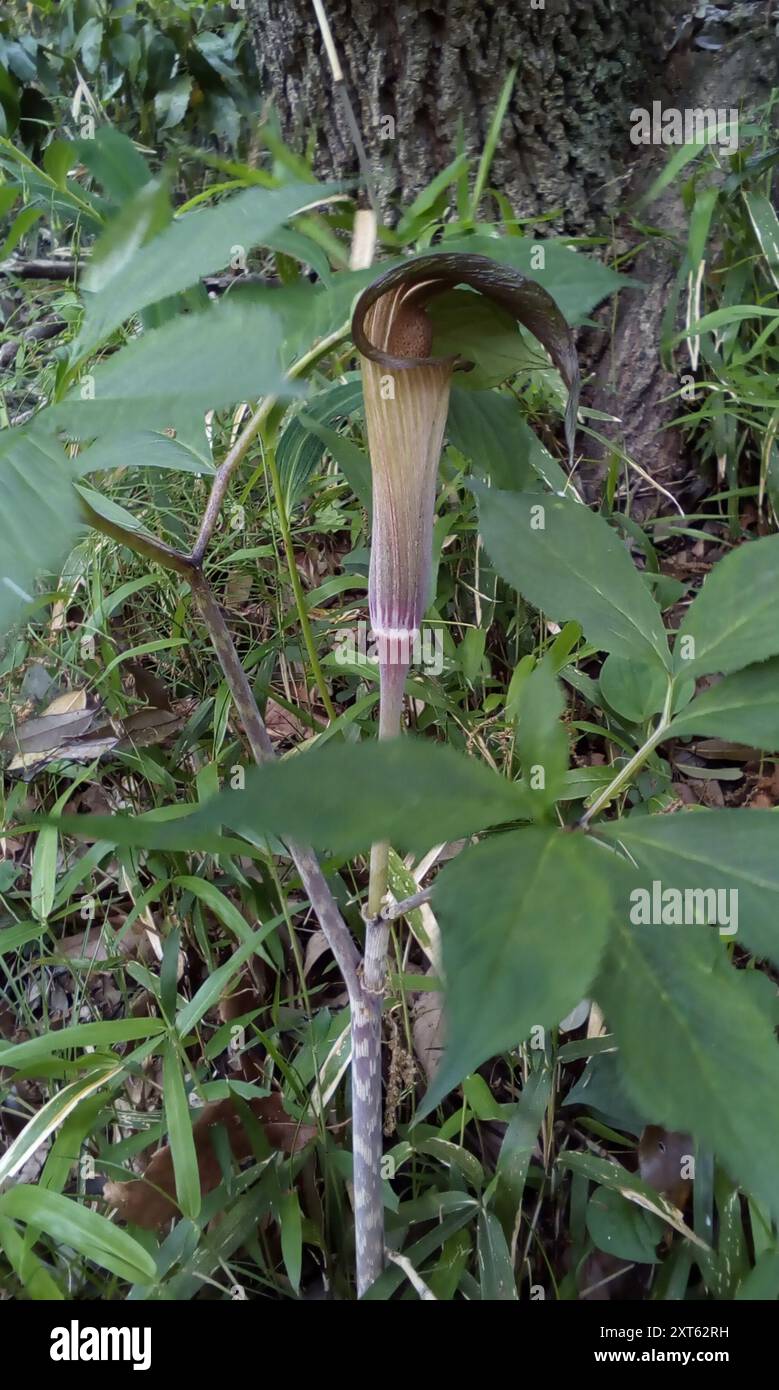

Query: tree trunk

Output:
[247, 0, 688, 226]
[246, 0, 777, 494]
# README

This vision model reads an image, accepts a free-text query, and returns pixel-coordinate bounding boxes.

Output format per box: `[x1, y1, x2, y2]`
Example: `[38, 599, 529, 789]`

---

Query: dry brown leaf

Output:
[303, 929, 331, 977]
[219, 969, 265, 1081]
[122, 662, 173, 711]
[264, 698, 317, 743]
[224, 572, 254, 609]
[5, 698, 192, 779]
[42, 689, 89, 716]
[411, 973, 445, 1082]
[4, 702, 102, 757]
[104, 1094, 316, 1229]
[52, 919, 148, 965]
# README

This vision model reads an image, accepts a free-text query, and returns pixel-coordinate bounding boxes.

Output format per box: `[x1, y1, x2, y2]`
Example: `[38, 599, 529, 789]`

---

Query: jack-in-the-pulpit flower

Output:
[352, 253, 580, 683]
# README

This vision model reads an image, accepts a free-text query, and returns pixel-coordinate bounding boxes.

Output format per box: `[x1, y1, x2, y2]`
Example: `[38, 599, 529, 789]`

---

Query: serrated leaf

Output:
[447, 387, 567, 491]
[476, 487, 672, 671]
[673, 533, 779, 678]
[599, 651, 668, 722]
[597, 809, 779, 964]
[0, 427, 80, 635]
[75, 126, 152, 204]
[84, 175, 172, 295]
[516, 659, 568, 814]
[73, 180, 342, 358]
[55, 739, 531, 855]
[420, 829, 610, 1114]
[73, 427, 215, 477]
[590, 843, 779, 1219]
[667, 658, 779, 750]
[53, 301, 302, 439]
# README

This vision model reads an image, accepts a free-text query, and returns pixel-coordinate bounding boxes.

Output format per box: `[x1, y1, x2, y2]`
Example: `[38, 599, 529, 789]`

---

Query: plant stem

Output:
[579, 678, 674, 829]
[188, 572, 360, 995]
[367, 660, 409, 917]
[352, 659, 409, 1293]
[77, 497, 197, 578]
[81, 326, 385, 1295]
[189, 571, 384, 1295]
[264, 445, 338, 724]
[191, 320, 350, 565]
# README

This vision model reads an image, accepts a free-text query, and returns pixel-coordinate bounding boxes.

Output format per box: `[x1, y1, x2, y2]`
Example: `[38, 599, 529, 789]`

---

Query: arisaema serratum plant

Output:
[349, 250, 579, 1291]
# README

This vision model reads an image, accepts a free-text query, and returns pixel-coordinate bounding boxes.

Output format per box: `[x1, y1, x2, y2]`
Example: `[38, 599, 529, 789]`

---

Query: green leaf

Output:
[56, 739, 531, 856]
[0, 1064, 122, 1186]
[162, 1040, 201, 1221]
[744, 192, 779, 291]
[277, 1189, 303, 1294]
[735, 1252, 779, 1300]
[30, 824, 58, 923]
[53, 300, 302, 439]
[42, 140, 74, 191]
[155, 75, 192, 131]
[75, 16, 104, 74]
[597, 808, 779, 964]
[590, 844, 779, 1219]
[599, 651, 668, 722]
[493, 1067, 552, 1239]
[667, 658, 779, 750]
[448, 388, 568, 491]
[688, 186, 719, 270]
[172, 876, 255, 948]
[471, 66, 517, 212]
[75, 126, 152, 204]
[586, 1185, 664, 1263]
[0, 206, 43, 259]
[74, 180, 342, 358]
[0, 427, 80, 635]
[84, 176, 172, 296]
[73, 427, 215, 477]
[430, 289, 542, 389]
[0, 922, 48, 954]
[395, 153, 469, 238]
[0, 1018, 166, 1072]
[176, 924, 278, 1036]
[673, 533, 779, 678]
[558, 1150, 698, 1242]
[277, 379, 364, 507]
[476, 487, 672, 671]
[160, 927, 180, 1020]
[516, 659, 568, 814]
[301, 418, 372, 514]
[0, 1186, 157, 1285]
[0, 1215, 63, 1300]
[477, 1208, 518, 1300]
[421, 829, 610, 1113]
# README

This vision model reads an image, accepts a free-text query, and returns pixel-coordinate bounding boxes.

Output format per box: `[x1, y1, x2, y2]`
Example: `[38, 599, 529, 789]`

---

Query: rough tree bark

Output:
[247, 0, 777, 495]
[247, 0, 688, 225]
